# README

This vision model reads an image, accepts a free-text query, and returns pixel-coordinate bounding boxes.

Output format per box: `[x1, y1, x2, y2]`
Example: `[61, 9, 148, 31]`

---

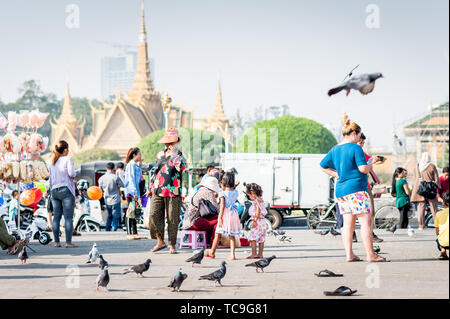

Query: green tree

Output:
[235, 115, 337, 154]
[73, 148, 121, 167]
[138, 128, 225, 166]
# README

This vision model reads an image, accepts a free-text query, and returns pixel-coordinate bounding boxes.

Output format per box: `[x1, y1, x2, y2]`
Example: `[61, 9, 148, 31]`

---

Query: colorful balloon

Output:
[87, 186, 103, 200]
[20, 189, 36, 206]
[31, 188, 43, 204]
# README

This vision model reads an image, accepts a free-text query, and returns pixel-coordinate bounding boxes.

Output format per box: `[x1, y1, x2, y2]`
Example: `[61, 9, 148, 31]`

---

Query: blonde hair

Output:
[342, 120, 361, 136]
[52, 140, 69, 165]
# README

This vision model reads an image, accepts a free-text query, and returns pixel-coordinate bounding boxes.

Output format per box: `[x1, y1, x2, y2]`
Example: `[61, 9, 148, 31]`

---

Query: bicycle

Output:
[307, 200, 339, 229]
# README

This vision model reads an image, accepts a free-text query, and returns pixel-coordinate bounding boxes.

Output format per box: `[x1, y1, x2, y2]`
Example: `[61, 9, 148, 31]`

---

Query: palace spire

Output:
[126, 0, 154, 104]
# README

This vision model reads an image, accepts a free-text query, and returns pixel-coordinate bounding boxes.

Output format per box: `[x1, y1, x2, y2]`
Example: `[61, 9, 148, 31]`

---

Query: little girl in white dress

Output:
[245, 183, 267, 259]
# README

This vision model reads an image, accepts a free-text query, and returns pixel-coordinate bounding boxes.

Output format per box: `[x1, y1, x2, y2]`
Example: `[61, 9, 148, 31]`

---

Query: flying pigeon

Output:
[315, 229, 330, 236]
[373, 245, 381, 253]
[96, 267, 110, 293]
[185, 248, 205, 267]
[330, 227, 341, 237]
[328, 73, 383, 97]
[123, 259, 152, 277]
[168, 268, 188, 292]
[18, 247, 28, 264]
[87, 243, 99, 264]
[245, 255, 276, 273]
[387, 224, 397, 234]
[199, 261, 227, 287]
[98, 255, 109, 270]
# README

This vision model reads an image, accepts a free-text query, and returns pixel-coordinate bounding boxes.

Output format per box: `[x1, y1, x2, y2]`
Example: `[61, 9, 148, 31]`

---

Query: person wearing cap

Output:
[149, 128, 187, 254]
[183, 176, 220, 246]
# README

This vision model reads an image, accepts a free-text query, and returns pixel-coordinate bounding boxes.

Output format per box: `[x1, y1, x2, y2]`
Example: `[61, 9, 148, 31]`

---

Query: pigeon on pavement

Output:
[168, 268, 188, 292]
[407, 228, 415, 237]
[96, 267, 110, 292]
[330, 227, 341, 236]
[123, 259, 152, 277]
[185, 248, 205, 267]
[373, 246, 381, 253]
[328, 73, 383, 97]
[98, 255, 109, 270]
[199, 261, 227, 287]
[387, 224, 397, 234]
[245, 255, 276, 273]
[18, 247, 28, 264]
[87, 243, 99, 264]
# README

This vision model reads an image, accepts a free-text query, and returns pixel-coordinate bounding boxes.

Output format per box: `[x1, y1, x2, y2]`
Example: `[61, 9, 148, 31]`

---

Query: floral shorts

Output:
[337, 191, 371, 215]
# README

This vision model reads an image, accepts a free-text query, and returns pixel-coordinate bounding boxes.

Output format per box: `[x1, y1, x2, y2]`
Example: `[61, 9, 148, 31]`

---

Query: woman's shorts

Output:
[337, 191, 371, 215]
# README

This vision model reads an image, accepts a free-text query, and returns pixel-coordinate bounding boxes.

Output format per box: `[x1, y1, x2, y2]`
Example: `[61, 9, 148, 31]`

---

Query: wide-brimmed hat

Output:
[158, 128, 180, 144]
[200, 176, 221, 194]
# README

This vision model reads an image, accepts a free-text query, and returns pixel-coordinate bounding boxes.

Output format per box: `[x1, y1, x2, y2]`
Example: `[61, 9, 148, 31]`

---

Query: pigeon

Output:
[185, 248, 205, 267]
[373, 245, 381, 253]
[407, 228, 415, 237]
[18, 247, 28, 264]
[98, 255, 109, 270]
[199, 261, 227, 287]
[168, 268, 188, 292]
[315, 229, 330, 236]
[96, 267, 110, 293]
[328, 73, 383, 97]
[330, 227, 341, 236]
[86, 243, 99, 264]
[123, 259, 152, 277]
[245, 255, 276, 273]
[387, 224, 397, 234]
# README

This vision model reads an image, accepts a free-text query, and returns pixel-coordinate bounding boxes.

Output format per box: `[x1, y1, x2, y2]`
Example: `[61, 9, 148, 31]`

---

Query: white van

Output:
[220, 153, 332, 228]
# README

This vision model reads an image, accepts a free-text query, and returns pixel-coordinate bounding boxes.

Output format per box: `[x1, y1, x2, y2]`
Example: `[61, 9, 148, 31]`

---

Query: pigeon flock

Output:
[82, 242, 278, 293]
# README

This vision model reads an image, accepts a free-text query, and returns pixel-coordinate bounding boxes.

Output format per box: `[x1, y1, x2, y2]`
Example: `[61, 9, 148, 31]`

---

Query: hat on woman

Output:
[158, 128, 180, 144]
[200, 176, 221, 194]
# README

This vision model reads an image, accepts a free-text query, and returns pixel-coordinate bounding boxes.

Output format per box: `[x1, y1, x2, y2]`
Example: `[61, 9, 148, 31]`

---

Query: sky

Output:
[0, 0, 448, 150]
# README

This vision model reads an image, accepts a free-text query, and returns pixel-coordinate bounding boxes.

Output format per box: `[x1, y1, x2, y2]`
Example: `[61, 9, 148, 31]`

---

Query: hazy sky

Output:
[0, 0, 448, 150]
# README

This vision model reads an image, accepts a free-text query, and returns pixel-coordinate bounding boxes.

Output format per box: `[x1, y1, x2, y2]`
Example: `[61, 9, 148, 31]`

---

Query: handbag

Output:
[126, 200, 137, 219]
[417, 165, 437, 200]
[191, 191, 218, 218]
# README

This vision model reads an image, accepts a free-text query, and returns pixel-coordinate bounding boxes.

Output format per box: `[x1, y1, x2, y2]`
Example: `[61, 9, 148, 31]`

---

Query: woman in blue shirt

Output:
[320, 121, 387, 262]
[125, 147, 143, 239]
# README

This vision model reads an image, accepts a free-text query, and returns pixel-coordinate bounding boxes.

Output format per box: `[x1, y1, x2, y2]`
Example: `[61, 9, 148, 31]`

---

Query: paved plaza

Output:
[0, 226, 448, 299]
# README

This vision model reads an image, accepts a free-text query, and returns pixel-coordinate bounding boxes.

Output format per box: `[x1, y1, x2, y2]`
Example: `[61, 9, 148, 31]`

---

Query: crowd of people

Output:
[0, 125, 448, 262]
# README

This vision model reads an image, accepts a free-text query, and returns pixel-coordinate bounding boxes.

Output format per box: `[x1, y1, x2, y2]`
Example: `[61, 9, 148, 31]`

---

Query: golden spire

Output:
[211, 73, 227, 120]
[61, 79, 78, 126]
[126, 0, 154, 104]
[139, 0, 147, 42]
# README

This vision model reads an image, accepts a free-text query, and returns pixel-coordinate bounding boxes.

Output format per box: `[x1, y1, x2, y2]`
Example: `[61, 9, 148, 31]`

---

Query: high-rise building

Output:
[101, 52, 136, 100]
[101, 51, 156, 100]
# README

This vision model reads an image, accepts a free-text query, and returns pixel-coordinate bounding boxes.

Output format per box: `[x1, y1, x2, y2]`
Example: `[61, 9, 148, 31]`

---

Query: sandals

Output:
[368, 255, 390, 263]
[438, 255, 449, 261]
[347, 256, 362, 262]
[205, 251, 215, 259]
[315, 269, 344, 277]
[151, 245, 167, 253]
[324, 286, 357, 296]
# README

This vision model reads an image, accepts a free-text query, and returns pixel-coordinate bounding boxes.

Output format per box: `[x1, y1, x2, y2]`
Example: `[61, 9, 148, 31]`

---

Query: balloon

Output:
[87, 186, 103, 200]
[20, 190, 36, 206]
[0, 197, 4, 207]
[31, 188, 43, 204]
[25, 183, 34, 190]
[35, 181, 48, 194]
